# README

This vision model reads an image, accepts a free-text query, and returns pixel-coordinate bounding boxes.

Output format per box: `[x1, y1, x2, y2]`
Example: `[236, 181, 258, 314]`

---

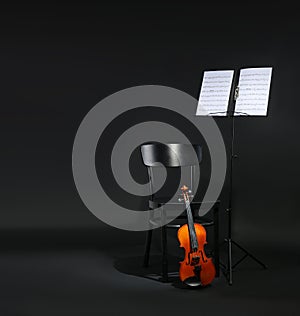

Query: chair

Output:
[140, 143, 220, 282]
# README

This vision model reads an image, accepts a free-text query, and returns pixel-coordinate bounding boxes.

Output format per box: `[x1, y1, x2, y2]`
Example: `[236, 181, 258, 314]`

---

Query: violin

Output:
[177, 185, 216, 287]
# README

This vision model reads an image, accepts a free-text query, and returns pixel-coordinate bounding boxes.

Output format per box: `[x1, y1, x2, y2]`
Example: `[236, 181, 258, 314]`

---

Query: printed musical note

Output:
[234, 67, 272, 116]
[196, 70, 234, 116]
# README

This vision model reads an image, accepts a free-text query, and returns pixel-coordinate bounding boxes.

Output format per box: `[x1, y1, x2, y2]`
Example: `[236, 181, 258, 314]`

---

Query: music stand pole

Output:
[224, 105, 267, 286]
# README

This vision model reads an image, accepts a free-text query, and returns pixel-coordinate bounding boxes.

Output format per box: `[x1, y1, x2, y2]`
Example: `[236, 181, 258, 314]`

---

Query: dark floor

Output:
[0, 228, 299, 316]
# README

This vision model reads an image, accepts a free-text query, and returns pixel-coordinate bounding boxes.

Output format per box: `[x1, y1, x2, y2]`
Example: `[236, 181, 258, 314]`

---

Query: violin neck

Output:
[185, 200, 198, 251]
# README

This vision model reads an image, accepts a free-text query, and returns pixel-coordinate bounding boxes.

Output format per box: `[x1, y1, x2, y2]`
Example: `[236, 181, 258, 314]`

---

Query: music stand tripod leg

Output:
[231, 240, 267, 269]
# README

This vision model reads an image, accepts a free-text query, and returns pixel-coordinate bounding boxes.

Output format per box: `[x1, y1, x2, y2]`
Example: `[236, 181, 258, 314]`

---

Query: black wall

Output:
[1, 2, 300, 247]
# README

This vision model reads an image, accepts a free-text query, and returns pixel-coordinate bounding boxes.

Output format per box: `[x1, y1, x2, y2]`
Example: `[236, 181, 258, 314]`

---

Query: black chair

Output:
[140, 143, 220, 282]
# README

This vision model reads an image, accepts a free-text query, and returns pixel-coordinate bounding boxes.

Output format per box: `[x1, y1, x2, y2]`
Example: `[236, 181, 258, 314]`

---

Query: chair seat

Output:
[148, 196, 215, 227]
[170, 216, 214, 226]
[148, 216, 214, 228]
[149, 197, 206, 209]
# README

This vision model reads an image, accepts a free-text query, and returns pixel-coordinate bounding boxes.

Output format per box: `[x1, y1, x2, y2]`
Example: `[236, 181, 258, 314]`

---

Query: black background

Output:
[1, 2, 300, 315]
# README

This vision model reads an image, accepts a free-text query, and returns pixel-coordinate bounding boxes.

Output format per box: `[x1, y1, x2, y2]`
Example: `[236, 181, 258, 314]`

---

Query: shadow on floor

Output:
[113, 253, 218, 290]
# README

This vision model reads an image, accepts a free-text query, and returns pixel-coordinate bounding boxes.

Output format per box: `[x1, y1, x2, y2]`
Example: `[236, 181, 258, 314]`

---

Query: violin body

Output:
[177, 222, 216, 286]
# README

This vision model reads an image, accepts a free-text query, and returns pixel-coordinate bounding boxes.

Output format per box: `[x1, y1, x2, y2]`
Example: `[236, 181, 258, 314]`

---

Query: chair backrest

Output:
[140, 143, 202, 167]
[140, 143, 202, 199]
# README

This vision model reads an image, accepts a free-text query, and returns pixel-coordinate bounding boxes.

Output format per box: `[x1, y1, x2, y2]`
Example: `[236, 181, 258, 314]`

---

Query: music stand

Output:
[196, 67, 271, 285]
[222, 111, 267, 286]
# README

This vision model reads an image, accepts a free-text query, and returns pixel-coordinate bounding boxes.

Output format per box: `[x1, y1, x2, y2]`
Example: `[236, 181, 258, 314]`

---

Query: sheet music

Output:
[234, 67, 272, 116]
[196, 70, 234, 116]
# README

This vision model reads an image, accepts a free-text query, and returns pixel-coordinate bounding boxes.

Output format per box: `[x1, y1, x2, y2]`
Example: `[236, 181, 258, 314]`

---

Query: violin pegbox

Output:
[178, 185, 193, 202]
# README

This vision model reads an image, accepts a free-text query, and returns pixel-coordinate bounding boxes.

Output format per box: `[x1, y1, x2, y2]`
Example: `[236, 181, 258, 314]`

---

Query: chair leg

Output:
[161, 225, 168, 282]
[143, 230, 152, 267]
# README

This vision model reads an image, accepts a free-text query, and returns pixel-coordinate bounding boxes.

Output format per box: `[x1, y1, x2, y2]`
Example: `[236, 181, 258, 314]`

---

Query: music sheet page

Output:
[196, 70, 234, 116]
[234, 67, 272, 116]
